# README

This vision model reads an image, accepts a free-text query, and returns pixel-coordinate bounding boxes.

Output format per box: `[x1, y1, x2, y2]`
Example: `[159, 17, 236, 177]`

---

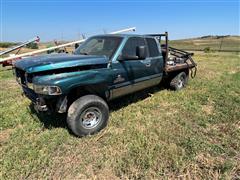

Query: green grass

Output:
[0, 52, 240, 179]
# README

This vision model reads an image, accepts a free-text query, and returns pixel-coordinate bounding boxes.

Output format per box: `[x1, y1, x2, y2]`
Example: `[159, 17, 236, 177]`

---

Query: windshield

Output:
[74, 36, 123, 58]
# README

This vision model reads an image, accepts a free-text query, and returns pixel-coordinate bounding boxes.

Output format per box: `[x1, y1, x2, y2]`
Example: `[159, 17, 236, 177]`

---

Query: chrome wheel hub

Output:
[81, 107, 102, 129]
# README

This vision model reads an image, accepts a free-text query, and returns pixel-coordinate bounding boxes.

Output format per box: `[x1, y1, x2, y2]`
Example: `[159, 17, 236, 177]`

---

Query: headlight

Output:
[27, 83, 34, 90]
[33, 85, 62, 95]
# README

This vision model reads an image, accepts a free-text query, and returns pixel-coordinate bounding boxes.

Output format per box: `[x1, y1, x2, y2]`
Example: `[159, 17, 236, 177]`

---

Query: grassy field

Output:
[169, 36, 240, 52]
[0, 52, 240, 179]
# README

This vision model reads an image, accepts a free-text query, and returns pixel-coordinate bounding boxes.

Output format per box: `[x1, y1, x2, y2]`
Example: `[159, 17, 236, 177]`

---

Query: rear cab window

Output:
[145, 38, 160, 57]
[122, 37, 146, 57]
[122, 36, 160, 58]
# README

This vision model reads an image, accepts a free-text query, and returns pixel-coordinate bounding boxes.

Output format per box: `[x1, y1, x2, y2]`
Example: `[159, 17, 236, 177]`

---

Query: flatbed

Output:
[148, 32, 197, 77]
[164, 61, 195, 72]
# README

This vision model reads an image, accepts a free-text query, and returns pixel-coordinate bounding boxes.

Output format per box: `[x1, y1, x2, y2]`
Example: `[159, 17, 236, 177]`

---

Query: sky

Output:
[1, 0, 239, 42]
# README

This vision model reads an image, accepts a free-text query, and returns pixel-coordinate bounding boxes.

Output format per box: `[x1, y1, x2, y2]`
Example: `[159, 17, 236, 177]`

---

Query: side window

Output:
[146, 38, 160, 57]
[122, 37, 146, 57]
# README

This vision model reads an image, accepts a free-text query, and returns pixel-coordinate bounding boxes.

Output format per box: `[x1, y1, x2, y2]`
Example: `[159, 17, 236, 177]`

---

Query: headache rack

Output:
[147, 32, 197, 78]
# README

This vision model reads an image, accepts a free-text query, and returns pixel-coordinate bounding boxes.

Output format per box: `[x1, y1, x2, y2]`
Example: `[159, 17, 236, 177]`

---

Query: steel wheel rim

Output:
[177, 76, 184, 88]
[80, 107, 102, 129]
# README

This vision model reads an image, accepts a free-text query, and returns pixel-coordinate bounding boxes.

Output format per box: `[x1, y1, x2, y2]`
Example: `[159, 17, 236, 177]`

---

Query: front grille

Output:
[26, 74, 33, 83]
[15, 68, 26, 85]
[22, 86, 38, 103]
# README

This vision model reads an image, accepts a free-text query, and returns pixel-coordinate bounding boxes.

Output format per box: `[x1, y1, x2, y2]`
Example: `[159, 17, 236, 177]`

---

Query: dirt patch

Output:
[94, 168, 119, 180]
[202, 104, 214, 115]
[196, 153, 225, 168]
[0, 128, 14, 143]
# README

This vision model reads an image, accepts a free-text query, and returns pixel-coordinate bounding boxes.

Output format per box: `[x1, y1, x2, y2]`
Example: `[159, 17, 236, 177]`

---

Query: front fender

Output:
[32, 70, 110, 94]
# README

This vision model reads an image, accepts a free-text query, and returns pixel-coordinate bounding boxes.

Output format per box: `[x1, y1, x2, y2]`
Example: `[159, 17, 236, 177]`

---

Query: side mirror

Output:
[136, 46, 147, 60]
[118, 54, 139, 61]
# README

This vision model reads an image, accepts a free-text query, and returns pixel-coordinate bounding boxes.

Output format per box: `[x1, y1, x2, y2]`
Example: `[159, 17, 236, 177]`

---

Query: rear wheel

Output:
[67, 95, 109, 137]
[170, 72, 188, 90]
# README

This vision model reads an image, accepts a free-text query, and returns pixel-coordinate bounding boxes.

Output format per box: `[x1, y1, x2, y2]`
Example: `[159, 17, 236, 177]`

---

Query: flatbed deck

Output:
[164, 60, 195, 72]
[148, 32, 197, 76]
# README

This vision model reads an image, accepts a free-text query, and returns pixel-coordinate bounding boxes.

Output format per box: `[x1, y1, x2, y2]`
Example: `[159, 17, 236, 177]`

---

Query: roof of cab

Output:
[91, 34, 155, 38]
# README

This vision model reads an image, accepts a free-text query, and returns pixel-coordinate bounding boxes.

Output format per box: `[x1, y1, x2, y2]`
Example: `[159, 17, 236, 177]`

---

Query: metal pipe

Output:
[0, 36, 40, 56]
[0, 27, 136, 63]
[109, 27, 136, 34]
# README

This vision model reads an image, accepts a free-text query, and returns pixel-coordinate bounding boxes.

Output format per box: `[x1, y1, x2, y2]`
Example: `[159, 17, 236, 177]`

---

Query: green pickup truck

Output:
[14, 33, 196, 137]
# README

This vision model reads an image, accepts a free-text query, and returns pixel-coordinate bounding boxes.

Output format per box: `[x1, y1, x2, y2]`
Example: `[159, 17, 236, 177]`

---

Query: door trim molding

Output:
[109, 73, 162, 100]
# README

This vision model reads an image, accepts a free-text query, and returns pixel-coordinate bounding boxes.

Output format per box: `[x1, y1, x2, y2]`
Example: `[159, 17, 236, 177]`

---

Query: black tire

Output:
[170, 72, 188, 90]
[67, 95, 109, 137]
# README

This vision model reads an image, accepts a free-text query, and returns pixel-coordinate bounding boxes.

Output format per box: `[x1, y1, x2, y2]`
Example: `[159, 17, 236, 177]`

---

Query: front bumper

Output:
[22, 86, 48, 112]
[15, 67, 50, 112]
[22, 86, 67, 113]
[22, 86, 38, 103]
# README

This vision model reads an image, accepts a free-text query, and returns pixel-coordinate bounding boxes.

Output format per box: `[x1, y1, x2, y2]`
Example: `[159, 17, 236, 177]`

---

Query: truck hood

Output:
[15, 54, 109, 73]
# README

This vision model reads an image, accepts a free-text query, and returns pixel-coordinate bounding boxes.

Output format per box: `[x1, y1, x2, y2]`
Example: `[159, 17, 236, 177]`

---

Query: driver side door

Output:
[110, 37, 152, 99]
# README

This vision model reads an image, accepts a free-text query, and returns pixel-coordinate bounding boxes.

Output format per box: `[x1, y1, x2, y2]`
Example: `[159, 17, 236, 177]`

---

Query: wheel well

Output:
[168, 68, 189, 78]
[67, 85, 107, 107]
[184, 69, 189, 76]
[162, 69, 189, 88]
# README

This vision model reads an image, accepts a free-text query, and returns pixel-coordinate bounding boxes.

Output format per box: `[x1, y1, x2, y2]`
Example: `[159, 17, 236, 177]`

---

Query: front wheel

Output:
[67, 95, 109, 137]
[170, 72, 188, 90]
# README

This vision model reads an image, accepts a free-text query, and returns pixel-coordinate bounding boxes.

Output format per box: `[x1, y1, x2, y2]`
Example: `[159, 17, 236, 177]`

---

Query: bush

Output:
[26, 42, 39, 49]
[203, 47, 211, 53]
[46, 45, 58, 54]
[0, 42, 17, 48]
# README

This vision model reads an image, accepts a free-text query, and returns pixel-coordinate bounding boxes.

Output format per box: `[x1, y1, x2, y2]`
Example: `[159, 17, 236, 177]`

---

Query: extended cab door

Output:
[144, 37, 164, 76]
[110, 37, 163, 99]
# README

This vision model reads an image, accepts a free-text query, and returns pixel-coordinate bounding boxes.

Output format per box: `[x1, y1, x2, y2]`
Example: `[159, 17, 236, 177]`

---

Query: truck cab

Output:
[14, 34, 196, 137]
